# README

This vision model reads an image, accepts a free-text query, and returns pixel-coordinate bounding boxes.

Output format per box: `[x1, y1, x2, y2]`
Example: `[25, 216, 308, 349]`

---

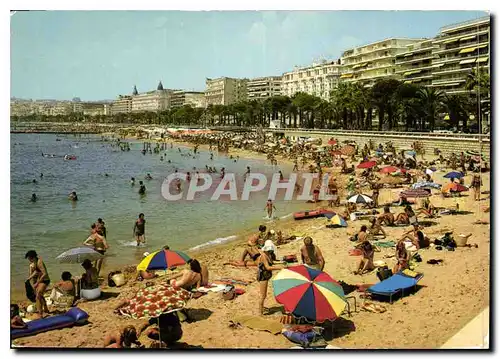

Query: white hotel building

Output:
[281, 60, 342, 101]
[340, 38, 425, 87]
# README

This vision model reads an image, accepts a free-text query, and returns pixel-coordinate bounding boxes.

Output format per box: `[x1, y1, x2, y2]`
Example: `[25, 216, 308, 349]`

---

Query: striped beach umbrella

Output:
[340, 145, 355, 156]
[137, 249, 191, 271]
[328, 214, 347, 227]
[273, 265, 347, 322]
[347, 194, 373, 204]
[56, 247, 103, 264]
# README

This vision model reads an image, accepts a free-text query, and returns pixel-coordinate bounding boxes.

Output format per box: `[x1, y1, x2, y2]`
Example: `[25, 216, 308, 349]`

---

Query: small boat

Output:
[64, 155, 77, 160]
[293, 208, 335, 220]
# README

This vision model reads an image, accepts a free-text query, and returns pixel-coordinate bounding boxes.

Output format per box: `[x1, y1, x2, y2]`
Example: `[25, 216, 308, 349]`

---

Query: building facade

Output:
[395, 39, 437, 87]
[111, 95, 133, 114]
[247, 76, 282, 101]
[170, 91, 206, 109]
[340, 38, 425, 87]
[281, 61, 341, 101]
[430, 16, 490, 95]
[204, 77, 249, 107]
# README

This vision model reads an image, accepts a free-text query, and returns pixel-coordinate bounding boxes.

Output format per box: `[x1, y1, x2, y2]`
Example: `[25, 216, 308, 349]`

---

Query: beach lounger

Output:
[11, 307, 89, 339]
[367, 272, 423, 303]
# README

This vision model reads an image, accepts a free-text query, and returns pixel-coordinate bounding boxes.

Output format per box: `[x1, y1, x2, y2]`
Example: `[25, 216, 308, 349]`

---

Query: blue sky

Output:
[11, 10, 487, 101]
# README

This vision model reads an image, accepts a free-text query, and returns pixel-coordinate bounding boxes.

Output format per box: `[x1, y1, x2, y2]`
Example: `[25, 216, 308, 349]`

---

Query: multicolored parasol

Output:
[116, 284, 190, 319]
[272, 265, 347, 322]
[137, 249, 191, 272]
[328, 215, 347, 227]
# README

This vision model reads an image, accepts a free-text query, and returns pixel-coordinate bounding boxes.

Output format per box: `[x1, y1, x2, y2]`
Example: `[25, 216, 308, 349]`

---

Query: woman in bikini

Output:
[257, 240, 284, 315]
[224, 235, 261, 267]
[25, 250, 50, 318]
[354, 240, 380, 275]
[170, 260, 202, 291]
[393, 240, 409, 274]
[133, 213, 146, 246]
[83, 224, 109, 275]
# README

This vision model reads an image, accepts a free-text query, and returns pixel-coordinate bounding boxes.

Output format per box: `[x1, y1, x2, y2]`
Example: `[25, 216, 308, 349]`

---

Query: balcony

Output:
[431, 78, 466, 86]
[434, 27, 489, 44]
[434, 40, 489, 55]
[440, 17, 490, 34]
[395, 64, 434, 74]
[395, 53, 435, 65]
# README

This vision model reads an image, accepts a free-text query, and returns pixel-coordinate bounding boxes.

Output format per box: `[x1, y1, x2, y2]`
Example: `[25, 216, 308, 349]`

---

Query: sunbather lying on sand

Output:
[168, 260, 203, 291]
[224, 235, 260, 267]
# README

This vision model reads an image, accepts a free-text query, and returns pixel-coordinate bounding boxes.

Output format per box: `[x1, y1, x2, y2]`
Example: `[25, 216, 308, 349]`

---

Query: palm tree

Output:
[417, 88, 444, 132]
[371, 79, 401, 131]
[442, 94, 470, 131]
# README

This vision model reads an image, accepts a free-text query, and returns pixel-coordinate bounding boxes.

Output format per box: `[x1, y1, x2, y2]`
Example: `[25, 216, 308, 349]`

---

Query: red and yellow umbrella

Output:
[137, 249, 191, 271]
[272, 265, 346, 322]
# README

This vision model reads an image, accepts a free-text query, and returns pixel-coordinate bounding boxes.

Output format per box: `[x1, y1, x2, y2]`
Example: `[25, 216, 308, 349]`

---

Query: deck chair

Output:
[367, 271, 423, 304]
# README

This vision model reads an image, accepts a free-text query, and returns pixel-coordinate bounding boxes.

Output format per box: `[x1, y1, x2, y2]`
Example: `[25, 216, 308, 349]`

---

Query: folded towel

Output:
[230, 315, 283, 335]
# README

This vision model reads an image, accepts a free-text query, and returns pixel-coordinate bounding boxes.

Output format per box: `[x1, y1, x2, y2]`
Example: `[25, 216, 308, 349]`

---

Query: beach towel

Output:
[367, 271, 423, 303]
[194, 284, 227, 293]
[375, 240, 396, 248]
[230, 315, 283, 335]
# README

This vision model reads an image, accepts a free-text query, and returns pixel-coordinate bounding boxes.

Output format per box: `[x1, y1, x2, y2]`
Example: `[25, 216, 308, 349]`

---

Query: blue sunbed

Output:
[11, 307, 89, 339]
[367, 272, 423, 303]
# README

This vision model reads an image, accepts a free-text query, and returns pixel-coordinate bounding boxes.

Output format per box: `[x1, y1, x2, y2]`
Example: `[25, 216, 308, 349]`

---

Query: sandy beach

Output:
[12, 134, 490, 349]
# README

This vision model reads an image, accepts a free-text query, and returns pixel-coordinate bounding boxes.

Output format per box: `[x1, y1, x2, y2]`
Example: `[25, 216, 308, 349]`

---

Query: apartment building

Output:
[340, 38, 425, 87]
[111, 95, 133, 114]
[281, 60, 341, 101]
[10, 100, 35, 117]
[430, 16, 490, 95]
[394, 39, 437, 87]
[170, 91, 206, 109]
[204, 77, 249, 107]
[247, 76, 282, 101]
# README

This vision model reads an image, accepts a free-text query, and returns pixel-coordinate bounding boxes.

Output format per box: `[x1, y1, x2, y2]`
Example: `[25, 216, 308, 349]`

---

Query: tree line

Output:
[12, 69, 489, 133]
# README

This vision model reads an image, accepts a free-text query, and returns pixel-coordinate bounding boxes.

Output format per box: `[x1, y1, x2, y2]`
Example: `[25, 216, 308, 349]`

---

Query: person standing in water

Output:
[138, 181, 146, 195]
[25, 250, 50, 319]
[69, 191, 78, 201]
[130, 177, 135, 186]
[265, 199, 277, 219]
[133, 213, 146, 246]
[31, 193, 37, 202]
[245, 166, 251, 178]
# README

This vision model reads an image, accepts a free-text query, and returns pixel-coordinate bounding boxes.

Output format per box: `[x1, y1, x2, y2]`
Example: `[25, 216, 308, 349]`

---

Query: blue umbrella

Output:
[56, 247, 103, 264]
[444, 171, 464, 179]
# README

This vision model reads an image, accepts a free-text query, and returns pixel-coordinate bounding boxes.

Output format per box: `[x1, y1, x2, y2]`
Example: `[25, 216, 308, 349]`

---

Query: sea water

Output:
[10, 133, 308, 297]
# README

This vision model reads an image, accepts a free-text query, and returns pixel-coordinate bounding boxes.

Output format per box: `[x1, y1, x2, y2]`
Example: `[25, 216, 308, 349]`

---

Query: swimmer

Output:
[160, 156, 164, 161]
[138, 181, 146, 195]
[186, 172, 191, 182]
[69, 191, 78, 201]
[31, 193, 37, 202]
[105, 173, 109, 177]
[32, 179, 37, 184]
[130, 177, 135, 186]
[40, 173, 43, 178]
[145, 173, 153, 180]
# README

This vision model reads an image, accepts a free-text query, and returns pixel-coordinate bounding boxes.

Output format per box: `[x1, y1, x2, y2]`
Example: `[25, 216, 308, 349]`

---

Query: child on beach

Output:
[265, 199, 276, 219]
[11, 304, 27, 329]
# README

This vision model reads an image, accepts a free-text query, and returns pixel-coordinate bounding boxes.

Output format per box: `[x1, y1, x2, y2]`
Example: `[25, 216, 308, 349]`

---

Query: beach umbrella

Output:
[117, 284, 190, 320]
[412, 182, 442, 190]
[443, 183, 469, 193]
[328, 215, 347, 227]
[347, 194, 373, 204]
[56, 247, 104, 264]
[444, 171, 464, 179]
[379, 166, 399, 174]
[357, 161, 377, 169]
[340, 145, 355, 156]
[425, 168, 434, 176]
[404, 150, 417, 157]
[378, 176, 403, 185]
[399, 189, 431, 198]
[327, 139, 337, 146]
[137, 249, 191, 272]
[466, 150, 480, 156]
[273, 265, 346, 322]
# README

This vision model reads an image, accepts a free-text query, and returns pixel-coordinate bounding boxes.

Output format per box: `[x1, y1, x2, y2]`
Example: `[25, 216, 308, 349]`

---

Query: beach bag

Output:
[282, 255, 298, 263]
[376, 266, 393, 282]
[222, 285, 236, 301]
[108, 271, 125, 287]
[25, 280, 36, 303]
